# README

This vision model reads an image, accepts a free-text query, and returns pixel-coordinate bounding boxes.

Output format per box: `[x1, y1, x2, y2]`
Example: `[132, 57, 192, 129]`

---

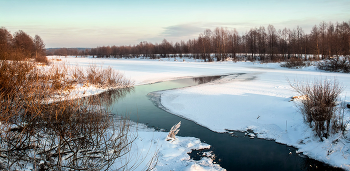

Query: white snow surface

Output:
[49, 56, 350, 170]
[111, 123, 223, 171]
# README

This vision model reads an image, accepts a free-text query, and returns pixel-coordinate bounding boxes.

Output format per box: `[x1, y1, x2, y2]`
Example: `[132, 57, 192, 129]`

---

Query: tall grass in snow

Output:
[86, 64, 133, 88]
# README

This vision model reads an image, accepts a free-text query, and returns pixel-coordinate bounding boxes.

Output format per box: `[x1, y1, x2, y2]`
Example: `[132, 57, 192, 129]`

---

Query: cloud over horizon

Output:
[1, 0, 349, 48]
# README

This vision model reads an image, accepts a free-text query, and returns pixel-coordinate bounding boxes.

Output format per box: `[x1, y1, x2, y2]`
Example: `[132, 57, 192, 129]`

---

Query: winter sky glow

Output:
[1, 0, 349, 48]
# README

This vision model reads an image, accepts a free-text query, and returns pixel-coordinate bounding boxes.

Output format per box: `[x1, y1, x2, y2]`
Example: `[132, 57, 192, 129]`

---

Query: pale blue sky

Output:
[1, 0, 349, 48]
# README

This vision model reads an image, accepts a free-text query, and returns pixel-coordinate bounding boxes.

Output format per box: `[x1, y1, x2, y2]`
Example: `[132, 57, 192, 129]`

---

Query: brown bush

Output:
[289, 78, 345, 140]
[281, 57, 307, 68]
[34, 55, 49, 65]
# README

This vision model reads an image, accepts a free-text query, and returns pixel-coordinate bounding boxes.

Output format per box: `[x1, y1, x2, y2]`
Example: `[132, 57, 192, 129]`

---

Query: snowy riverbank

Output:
[110, 122, 224, 171]
[49, 56, 350, 170]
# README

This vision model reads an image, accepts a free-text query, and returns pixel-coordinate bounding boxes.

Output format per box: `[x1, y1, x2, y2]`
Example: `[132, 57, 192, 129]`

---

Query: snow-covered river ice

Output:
[104, 75, 342, 171]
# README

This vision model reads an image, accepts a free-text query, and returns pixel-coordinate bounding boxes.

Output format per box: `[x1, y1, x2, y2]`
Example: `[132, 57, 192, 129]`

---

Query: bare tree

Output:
[0, 27, 13, 60]
[33, 35, 48, 63]
[13, 30, 34, 60]
[267, 25, 277, 61]
[310, 25, 320, 60]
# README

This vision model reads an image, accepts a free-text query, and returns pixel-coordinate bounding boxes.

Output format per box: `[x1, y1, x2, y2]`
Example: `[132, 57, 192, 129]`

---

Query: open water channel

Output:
[104, 74, 342, 171]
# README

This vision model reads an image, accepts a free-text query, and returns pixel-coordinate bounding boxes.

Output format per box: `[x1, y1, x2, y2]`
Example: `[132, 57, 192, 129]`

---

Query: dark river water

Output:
[104, 75, 342, 171]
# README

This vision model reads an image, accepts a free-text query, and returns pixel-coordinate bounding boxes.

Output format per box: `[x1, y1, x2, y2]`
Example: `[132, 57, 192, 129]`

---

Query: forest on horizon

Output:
[1, 20, 350, 63]
[47, 21, 350, 62]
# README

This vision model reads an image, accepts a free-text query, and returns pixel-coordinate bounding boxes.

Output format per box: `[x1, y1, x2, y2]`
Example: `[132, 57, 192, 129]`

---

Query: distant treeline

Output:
[50, 21, 350, 62]
[0, 27, 47, 63]
[46, 48, 91, 57]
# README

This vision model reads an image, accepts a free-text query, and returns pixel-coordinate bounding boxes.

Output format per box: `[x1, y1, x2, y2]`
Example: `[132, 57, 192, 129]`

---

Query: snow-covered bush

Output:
[317, 56, 350, 73]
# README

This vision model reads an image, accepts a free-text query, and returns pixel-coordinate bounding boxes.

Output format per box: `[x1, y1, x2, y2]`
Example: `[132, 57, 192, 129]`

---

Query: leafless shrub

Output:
[289, 78, 345, 140]
[281, 58, 307, 68]
[166, 121, 181, 141]
[317, 57, 350, 73]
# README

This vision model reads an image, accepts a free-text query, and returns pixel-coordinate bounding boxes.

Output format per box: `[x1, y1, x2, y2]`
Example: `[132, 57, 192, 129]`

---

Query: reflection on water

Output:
[1, 87, 134, 170]
[85, 87, 134, 107]
[192, 75, 222, 84]
[107, 75, 343, 171]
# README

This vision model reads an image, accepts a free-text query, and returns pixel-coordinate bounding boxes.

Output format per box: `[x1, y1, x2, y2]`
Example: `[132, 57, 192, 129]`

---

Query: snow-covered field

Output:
[49, 56, 350, 170]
